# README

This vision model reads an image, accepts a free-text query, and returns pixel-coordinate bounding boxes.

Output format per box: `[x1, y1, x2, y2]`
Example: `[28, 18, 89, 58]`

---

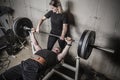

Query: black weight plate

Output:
[78, 30, 96, 59]
[77, 30, 89, 57]
[13, 17, 33, 38]
[83, 31, 96, 59]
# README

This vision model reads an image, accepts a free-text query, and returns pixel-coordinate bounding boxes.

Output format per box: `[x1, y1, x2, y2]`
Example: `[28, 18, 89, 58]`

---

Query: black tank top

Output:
[35, 49, 59, 67]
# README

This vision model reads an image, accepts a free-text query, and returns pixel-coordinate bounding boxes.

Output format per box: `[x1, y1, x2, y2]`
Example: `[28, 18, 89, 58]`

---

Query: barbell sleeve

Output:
[91, 45, 115, 54]
[23, 26, 31, 31]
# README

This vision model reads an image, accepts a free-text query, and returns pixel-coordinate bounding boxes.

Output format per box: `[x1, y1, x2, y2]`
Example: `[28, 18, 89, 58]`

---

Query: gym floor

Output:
[0, 45, 32, 74]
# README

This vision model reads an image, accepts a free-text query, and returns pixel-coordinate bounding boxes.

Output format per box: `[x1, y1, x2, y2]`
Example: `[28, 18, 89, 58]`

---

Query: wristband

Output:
[67, 44, 72, 46]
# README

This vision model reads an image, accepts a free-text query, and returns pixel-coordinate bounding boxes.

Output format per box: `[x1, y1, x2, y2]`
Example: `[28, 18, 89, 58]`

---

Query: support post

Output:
[75, 56, 80, 80]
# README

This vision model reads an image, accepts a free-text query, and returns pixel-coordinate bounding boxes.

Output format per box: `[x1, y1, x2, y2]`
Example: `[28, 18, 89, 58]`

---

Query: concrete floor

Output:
[0, 45, 32, 74]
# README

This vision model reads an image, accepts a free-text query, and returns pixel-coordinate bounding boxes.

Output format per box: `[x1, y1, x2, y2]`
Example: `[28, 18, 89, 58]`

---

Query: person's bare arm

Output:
[57, 37, 72, 61]
[36, 16, 47, 32]
[30, 30, 42, 52]
[60, 24, 68, 40]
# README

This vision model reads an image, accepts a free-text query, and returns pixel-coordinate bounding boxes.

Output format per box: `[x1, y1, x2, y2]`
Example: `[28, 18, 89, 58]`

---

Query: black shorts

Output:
[0, 59, 44, 80]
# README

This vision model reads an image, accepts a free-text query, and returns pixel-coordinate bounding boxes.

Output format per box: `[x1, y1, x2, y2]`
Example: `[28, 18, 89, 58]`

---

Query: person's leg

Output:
[22, 59, 43, 80]
[22, 70, 40, 80]
[0, 64, 22, 80]
[47, 36, 58, 50]
[58, 39, 67, 50]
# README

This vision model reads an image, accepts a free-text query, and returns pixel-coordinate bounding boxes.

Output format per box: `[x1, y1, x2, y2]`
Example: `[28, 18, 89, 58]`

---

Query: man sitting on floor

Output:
[0, 28, 73, 80]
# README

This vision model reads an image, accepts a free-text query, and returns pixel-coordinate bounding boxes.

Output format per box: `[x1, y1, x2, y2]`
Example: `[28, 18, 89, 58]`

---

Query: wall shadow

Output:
[64, 1, 77, 37]
[107, 36, 120, 65]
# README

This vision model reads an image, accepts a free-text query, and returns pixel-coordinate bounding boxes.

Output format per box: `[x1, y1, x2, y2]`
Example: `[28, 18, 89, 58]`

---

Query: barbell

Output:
[13, 17, 115, 59]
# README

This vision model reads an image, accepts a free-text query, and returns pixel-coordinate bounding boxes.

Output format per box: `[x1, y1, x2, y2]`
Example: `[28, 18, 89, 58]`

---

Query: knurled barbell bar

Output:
[13, 17, 115, 59]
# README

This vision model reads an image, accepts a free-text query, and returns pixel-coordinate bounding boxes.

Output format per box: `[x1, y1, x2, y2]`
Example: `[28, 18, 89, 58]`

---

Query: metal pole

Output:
[91, 45, 115, 53]
[75, 56, 80, 80]
[42, 69, 55, 80]
[62, 63, 76, 72]
[54, 69, 74, 80]
[23, 27, 77, 43]
[29, 32, 36, 54]
[39, 31, 60, 38]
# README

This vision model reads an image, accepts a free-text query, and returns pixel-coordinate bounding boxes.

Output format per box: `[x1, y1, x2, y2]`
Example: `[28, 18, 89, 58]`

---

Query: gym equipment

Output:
[77, 30, 96, 59]
[13, 17, 33, 38]
[78, 30, 114, 59]
[42, 56, 80, 80]
[13, 17, 116, 80]
[13, 17, 115, 60]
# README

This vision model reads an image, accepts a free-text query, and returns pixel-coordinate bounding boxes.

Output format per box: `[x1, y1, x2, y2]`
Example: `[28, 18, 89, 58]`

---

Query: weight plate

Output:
[77, 30, 89, 57]
[13, 17, 33, 38]
[78, 30, 96, 59]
